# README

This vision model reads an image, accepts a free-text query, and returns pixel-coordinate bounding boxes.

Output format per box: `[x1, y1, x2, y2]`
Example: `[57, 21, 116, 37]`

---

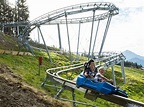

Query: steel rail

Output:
[44, 60, 144, 107]
[30, 2, 118, 25]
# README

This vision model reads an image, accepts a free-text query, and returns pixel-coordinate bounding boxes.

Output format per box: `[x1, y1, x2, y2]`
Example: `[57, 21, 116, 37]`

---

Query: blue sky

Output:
[9, 0, 144, 56]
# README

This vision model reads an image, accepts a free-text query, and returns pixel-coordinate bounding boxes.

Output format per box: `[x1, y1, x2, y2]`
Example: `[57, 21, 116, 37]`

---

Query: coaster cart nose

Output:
[76, 74, 86, 88]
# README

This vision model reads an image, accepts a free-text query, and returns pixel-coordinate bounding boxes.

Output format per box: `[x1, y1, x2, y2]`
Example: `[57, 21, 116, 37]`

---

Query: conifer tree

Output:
[0, 0, 29, 35]
[0, 0, 14, 34]
[15, 0, 29, 36]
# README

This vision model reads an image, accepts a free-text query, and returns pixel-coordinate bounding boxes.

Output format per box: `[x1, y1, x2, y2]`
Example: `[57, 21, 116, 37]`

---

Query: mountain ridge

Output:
[122, 50, 144, 67]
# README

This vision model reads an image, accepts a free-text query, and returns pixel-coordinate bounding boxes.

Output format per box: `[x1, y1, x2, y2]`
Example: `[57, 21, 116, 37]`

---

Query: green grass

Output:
[0, 51, 144, 107]
[105, 66, 144, 103]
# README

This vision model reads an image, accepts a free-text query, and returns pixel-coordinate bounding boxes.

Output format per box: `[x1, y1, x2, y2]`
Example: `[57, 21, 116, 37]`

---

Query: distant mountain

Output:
[122, 50, 144, 67]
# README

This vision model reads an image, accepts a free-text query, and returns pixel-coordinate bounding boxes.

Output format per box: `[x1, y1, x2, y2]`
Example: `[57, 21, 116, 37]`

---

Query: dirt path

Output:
[0, 64, 71, 107]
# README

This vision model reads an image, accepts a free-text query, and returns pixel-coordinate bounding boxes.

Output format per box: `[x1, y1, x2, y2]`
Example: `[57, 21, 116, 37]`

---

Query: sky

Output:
[9, 0, 144, 56]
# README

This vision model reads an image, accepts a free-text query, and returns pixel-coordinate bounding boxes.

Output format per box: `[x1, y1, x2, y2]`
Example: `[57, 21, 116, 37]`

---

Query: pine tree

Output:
[15, 0, 29, 22]
[0, 0, 29, 35]
[14, 0, 29, 36]
[0, 0, 13, 34]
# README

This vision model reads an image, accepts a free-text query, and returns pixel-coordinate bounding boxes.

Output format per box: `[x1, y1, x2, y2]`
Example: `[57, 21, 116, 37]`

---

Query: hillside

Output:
[0, 64, 71, 107]
[0, 32, 144, 107]
[0, 32, 72, 107]
[0, 32, 19, 50]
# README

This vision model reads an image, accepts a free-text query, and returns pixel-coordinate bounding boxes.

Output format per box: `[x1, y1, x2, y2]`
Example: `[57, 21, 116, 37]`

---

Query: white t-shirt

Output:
[95, 72, 104, 82]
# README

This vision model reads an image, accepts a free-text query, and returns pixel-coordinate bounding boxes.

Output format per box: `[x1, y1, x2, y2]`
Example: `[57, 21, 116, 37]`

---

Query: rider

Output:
[83, 59, 97, 80]
[83, 59, 113, 84]
[95, 67, 113, 84]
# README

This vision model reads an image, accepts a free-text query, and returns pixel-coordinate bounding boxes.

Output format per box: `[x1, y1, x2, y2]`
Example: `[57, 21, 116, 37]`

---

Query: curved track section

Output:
[30, 2, 118, 25]
[42, 53, 144, 107]
[22, 2, 119, 39]
[1, 2, 118, 28]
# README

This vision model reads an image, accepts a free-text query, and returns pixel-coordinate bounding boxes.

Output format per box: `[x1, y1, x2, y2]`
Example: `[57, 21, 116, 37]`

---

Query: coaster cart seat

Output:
[76, 74, 128, 97]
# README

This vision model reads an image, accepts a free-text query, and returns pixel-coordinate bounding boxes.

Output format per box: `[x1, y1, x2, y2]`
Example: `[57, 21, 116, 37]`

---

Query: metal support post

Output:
[54, 82, 66, 99]
[41, 74, 49, 87]
[37, 26, 52, 63]
[88, 10, 95, 60]
[37, 27, 40, 43]
[2, 25, 4, 33]
[111, 66, 116, 86]
[17, 25, 20, 36]
[71, 88, 77, 107]
[76, 22, 81, 61]
[92, 20, 100, 56]
[121, 60, 126, 83]
[98, 15, 112, 57]
[65, 12, 72, 63]
[57, 24, 62, 50]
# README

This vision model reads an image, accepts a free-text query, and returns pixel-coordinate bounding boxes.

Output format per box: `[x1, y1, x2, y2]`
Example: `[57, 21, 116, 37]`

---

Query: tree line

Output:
[0, 0, 29, 35]
[123, 61, 143, 69]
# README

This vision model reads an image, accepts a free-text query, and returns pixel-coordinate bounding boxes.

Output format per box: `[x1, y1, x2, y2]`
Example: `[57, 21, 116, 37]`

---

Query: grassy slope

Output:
[0, 32, 19, 50]
[0, 32, 144, 106]
[106, 66, 144, 102]
[0, 51, 144, 107]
